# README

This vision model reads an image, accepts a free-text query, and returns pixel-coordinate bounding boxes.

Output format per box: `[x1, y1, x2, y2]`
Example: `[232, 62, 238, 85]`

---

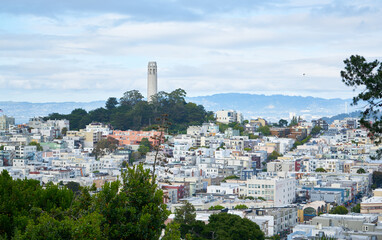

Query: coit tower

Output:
[147, 62, 157, 102]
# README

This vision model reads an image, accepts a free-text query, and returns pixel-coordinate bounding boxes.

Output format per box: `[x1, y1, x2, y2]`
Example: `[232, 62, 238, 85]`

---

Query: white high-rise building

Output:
[147, 62, 157, 102]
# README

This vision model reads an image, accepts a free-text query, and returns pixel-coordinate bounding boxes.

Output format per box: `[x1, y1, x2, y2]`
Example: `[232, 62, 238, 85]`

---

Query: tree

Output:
[105, 97, 118, 110]
[174, 201, 196, 226]
[162, 222, 181, 240]
[315, 167, 327, 172]
[138, 138, 151, 155]
[61, 127, 68, 136]
[357, 168, 366, 174]
[330, 205, 348, 215]
[373, 171, 382, 187]
[206, 213, 264, 240]
[209, 205, 225, 210]
[257, 197, 266, 201]
[311, 126, 322, 136]
[28, 141, 43, 151]
[268, 151, 282, 161]
[258, 125, 271, 136]
[341, 55, 382, 158]
[92, 137, 119, 160]
[289, 116, 298, 126]
[278, 119, 288, 127]
[120, 90, 144, 107]
[351, 203, 361, 213]
[224, 175, 240, 181]
[234, 204, 248, 209]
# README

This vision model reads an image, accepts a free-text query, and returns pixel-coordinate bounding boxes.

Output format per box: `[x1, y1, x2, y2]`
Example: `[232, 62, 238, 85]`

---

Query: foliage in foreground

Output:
[341, 55, 382, 159]
[0, 164, 169, 240]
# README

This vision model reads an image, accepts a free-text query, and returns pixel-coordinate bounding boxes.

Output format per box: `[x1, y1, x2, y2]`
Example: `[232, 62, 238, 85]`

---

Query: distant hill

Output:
[0, 93, 362, 124]
[0, 101, 105, 123]
[321, 111, 362, 124]
[187, 93, 360, 121]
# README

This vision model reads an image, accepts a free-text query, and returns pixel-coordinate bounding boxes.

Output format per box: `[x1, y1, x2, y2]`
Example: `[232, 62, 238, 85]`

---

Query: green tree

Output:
[224, 175, 240, 181]
[258, 125, 271, 136]
[162, 222, 181, 240]
[120, 90, 144, 107]
[315, 167, 327, 172]
[351, 203, 361, 213]
[373, 171, 382, 187]
[268, 151, 282, 161]
[278, 119, 288, 127]
[234, 204, 248, 209]
[206, 213, 264, 240]
[341, 55, 382, 158]
[28, 142, 43, 151]
[311, 126, 322, 136]
[92, 137, 119, 160]
[289, 116, 298, 126]
[174, 201, 196, 226]
[61, 127, 68, 136]
[94, 164, 169, 239]
[105, 97, 118, 110]
[65, 181, 81, 195]
[357, 168, 366, 174]
[138, 137, 152, 155]
[209, 205, 225, 210]
[330, 205, 348, 215]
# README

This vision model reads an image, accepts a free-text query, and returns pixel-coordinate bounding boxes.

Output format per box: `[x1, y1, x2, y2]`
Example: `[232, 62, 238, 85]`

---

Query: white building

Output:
[216, 110, 243, 124]
[243, 176, 296, 206]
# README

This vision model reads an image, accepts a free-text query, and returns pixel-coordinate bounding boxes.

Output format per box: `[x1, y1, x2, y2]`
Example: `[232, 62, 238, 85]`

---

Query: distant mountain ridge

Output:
[0, 101, 105, 123]
[187, 93, 359, 121]
[0, 93, 360, 123]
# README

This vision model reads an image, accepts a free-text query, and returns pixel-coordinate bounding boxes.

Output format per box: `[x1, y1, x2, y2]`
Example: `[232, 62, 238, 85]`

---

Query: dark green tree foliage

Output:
[357, 168, 366, 174]
[373, 171, 382, 188]
[206, 213, 264, 240]
[105, 97, 118, 110]
[351, 203, 361, 213]
[310, 126, 322, 136]
[258, 125, 271, 136]
[315, 167, 327, 172]
[330, 206, 348, 215]
[0, 170, 73, 238]
[0, 164, 169, 240]
[268, 151, 282, 161]
[162, 222, 181, 240]
[174, 201, 197, 226]
[341, 55, 382, 158]
[278, 119, 288, 127]
[289, 116, 299, 126]
[234, 204, 248, 209]
[44, 89, 212, 133]
[209, 205, 225, 210]
[138, 138, 152, 155]
[174, 203, 264, 240]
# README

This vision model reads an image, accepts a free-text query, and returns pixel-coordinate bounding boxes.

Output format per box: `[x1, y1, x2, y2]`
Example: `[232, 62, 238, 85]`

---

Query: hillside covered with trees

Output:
[44, 89, 214, 133]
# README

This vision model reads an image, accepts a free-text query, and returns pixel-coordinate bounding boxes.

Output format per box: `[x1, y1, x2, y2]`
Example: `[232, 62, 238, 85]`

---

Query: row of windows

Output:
[247, 184, 274, 189]
[248, 190, 274, 195]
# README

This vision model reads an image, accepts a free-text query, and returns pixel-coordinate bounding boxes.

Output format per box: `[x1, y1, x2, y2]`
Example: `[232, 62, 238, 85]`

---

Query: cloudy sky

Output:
[0, 0, 381, 102]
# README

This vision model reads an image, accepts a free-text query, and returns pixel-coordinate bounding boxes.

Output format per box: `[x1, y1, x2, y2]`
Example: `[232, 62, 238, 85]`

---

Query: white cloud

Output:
[0, 1, 382, 102]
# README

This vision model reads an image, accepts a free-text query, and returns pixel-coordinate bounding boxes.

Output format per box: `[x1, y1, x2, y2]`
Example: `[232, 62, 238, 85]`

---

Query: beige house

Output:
[361, 189, 382, 214]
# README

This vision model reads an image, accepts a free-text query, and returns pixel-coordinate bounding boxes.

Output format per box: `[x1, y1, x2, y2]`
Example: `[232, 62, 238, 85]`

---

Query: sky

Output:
[0, 0, 381, 102]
